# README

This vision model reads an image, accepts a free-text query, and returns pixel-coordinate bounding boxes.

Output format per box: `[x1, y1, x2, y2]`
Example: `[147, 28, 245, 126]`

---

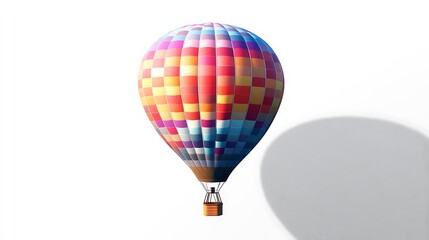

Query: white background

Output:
[1, 0, 429, 239]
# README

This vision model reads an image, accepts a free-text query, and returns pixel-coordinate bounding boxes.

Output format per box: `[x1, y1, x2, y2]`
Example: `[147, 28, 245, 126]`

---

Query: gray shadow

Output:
[261, 117, 429, 240]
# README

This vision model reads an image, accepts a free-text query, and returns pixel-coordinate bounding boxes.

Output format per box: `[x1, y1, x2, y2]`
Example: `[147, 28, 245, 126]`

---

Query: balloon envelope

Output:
[138, 23, 284, 182]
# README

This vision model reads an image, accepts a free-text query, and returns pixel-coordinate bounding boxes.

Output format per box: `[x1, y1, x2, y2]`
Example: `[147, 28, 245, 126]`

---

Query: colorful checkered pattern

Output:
[138, 23, 284, 182]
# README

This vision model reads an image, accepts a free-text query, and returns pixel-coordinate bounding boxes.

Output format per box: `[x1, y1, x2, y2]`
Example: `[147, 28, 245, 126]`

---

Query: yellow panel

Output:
[164, 57, 180, 66]
[233, 104, 248, 112]
[163, 133, 173, 141]
[200, 104, 215, 112]
[140, 97, 146, 105]
[154, 96, 167, 104]
[180, 66, 198, 76]
[138, 66, 144, 77]
[270, 99, 281, 113]
[250, 87, 264, 104]
[234, 57, 251, 66]
[183, 103, 199, 112]
[235, 76, 251, 86]
[141, 96, 155, 105]
[201, 112, 216, 119]
[151, 68, 165, 78]
[217, 95, 233, 104]
[142, 78, 152, 88]
[235, 66, 251, 76]
[154, 50, 166, 59]
[159, 111, 172, 120]
[231, 113, 246, 120]
[251, 58, 265, 68]
[252, 67, 265, 77]
[276, 81, 283, 90]
[181, 56, 198, 65]
[171, 134, 181, 141]
[143, 60, 153, 68]
[156, 104, 169, 112]
[152, 87, 165, 96]
[164, 77, 180, 86]
[266, 79, 276, 89]
[171, 112, 185, 120]
[165, 86, 180, 95]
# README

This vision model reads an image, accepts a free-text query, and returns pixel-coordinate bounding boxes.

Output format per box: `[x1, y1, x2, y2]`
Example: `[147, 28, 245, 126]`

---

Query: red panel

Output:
[233, 48, 250, 57]
[248, 104, 261, 113]
[148, 105, 158, 112]
[199, 76, 216, 85]
[167, 127, 178, 134]
[217, 76, 234, 86]
[185, 112, 200, 120]
[263, 51, 273, 59]
[199, 85, 216, 94]
[152, 77, 164, 87]
[175, 141, 185, 148]
[216, 112, 232, 120]
[265, 88, 276, 97]
[180, 86, 198, 94]
[181, 47, 199, 56]
[217, 104, 233, 112]
[249, 50, 263, 58]
[217, 47, 234, 56]
[246, 112, 258, 120]
[182, 94, 198, 103]
[169, 104, 184, 112]
[164, 66, 180, 76]
[217, 56, 234, 66]
[142, 69, 151, 78]
[266, 69, 276, 79]
[198, 66, 216, 76]
[143, 88, 153, 95]
[167, 95, 182, 103]
[260, 105, 272, 113]
[264, 61, 275, 70]
[215, 148, 224, 154]
[252, 77, 265, 87]
[199, 94, 216, 103]
[218, 66, 235, 76]
[263, 96, 274, 105]
[181, 76, 198, 85]
[152, 59, 165, 67]
[199, 56, 216, 65]
[234, 94, 250, 104]
[217, 85, 234, 95]
[235, 86, 251, 94]
[166, 48, 182, 57]
[199, 47, 216, 56]
[152, 112, 162, 121]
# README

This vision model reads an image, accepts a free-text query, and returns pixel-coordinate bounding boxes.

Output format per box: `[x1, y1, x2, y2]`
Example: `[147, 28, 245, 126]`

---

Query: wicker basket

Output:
[203, 202, 223, 216]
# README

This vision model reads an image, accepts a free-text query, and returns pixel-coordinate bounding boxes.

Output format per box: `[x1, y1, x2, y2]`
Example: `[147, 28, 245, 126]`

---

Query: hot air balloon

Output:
[138, 23, 284, 216]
